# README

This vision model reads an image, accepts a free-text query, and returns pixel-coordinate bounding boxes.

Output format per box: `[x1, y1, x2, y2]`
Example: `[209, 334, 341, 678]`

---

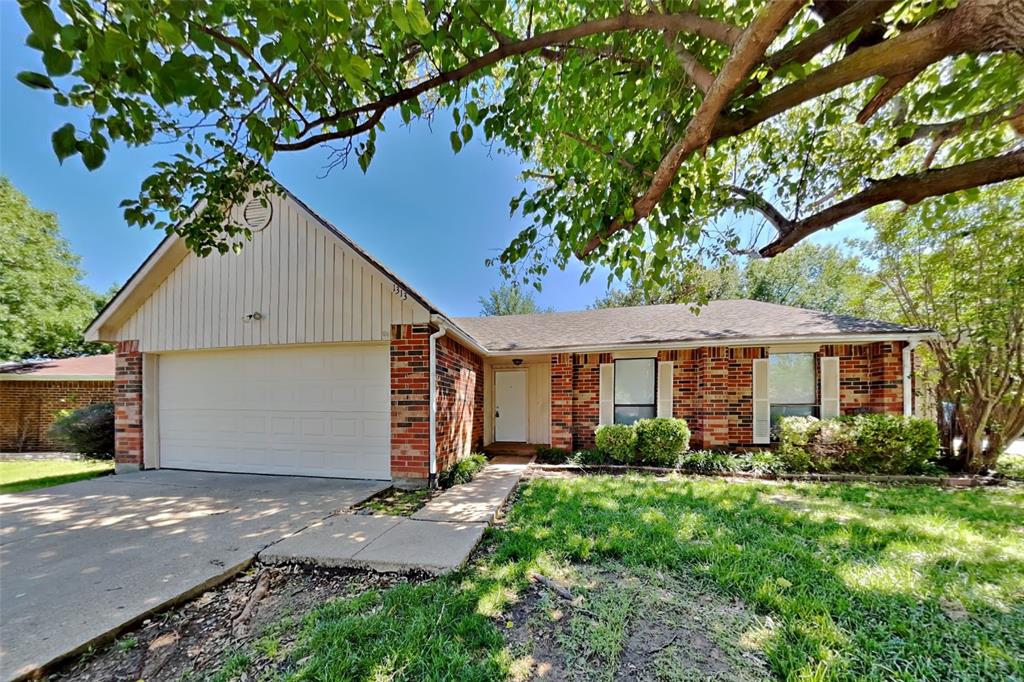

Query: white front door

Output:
[494, 370, 527, 442]
[157, 345, 391, 479]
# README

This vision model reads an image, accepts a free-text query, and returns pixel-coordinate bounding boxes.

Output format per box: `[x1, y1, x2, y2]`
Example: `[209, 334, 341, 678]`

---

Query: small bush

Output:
[48, 402, 114, 457]
[778, 413, 939, 474]
[437, 453, 487, 488]
[996, 452, 1024, 480]
[594, 424, 638, 463]
[634, 418, 690, 466]
[570, 448, 609, 465]
[678, 450, 738, 474]
[733, 450, 787, 476]
[535, 445, 571, 464]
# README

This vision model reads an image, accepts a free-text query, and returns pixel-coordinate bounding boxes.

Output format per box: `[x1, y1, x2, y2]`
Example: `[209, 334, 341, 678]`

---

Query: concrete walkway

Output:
[262, 458, 529, 574]
[0, 471, 386, 681]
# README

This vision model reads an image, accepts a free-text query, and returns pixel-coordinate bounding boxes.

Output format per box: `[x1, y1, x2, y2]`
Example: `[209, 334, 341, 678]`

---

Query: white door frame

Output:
[494, 369, 528, 442]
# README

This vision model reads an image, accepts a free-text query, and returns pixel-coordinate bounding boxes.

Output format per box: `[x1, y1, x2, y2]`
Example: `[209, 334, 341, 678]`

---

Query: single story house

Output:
[0, 354, 115, 452]
[85, 188, 933, 487]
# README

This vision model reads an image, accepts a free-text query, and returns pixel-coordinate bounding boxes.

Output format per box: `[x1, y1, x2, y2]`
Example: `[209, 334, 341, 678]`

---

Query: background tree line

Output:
[0, 176, 113, 361]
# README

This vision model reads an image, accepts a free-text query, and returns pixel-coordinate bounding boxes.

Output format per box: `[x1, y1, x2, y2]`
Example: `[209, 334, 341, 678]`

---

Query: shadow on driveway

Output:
[0, 469, 386, 681]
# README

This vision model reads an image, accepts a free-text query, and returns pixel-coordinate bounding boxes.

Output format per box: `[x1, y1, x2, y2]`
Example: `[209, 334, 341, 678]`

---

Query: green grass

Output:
[212, 476, 1024, 681]
[0, 458, 113, 493]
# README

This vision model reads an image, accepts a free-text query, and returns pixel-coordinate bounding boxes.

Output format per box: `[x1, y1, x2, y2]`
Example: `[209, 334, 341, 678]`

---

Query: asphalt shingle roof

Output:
[0, 353, 115, 378]
[452, 300, 930, 353]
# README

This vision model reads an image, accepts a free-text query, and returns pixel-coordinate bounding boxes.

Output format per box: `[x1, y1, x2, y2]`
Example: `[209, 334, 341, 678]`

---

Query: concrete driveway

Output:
[0, 470, 386, 681]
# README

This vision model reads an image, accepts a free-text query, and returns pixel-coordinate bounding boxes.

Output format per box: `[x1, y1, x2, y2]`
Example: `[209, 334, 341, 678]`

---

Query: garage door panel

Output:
[158, 345, 390, 479]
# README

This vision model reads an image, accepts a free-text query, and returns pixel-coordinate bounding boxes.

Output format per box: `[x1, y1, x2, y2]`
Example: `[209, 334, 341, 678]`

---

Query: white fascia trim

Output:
[0, 375, 115, 382]
[480, 332, 939, 357]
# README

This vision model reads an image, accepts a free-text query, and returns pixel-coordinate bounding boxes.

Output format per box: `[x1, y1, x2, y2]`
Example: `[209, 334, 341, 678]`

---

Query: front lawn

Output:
[204, 476, 1024, 680]
[0, 458, 113, 494]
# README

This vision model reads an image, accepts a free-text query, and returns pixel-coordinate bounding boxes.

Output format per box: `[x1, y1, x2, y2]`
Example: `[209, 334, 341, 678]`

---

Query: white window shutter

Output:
[752, 358, 770, 444]
[820, 356, 840, 419]
[657, 361, 673, 418]
[599, 363, 614, 426]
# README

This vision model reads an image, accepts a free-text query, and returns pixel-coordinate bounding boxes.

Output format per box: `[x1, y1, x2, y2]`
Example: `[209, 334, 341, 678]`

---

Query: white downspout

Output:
[902, 340, 920, 416]
[428, 325, 447, 487]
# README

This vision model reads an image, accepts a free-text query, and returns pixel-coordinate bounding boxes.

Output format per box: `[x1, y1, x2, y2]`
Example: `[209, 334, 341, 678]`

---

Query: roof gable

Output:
[87, 188, 435, 352]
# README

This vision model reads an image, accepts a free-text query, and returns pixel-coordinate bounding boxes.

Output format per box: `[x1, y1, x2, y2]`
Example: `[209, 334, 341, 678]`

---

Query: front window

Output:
[769, 353, 818, 427]
[614, 358, 656, 425]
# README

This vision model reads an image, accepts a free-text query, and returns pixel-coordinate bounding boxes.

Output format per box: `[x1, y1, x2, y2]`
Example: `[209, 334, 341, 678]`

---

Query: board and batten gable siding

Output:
[109, 193, 430, 352]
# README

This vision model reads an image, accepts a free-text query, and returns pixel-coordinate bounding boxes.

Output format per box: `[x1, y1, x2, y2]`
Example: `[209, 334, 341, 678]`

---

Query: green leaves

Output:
[77, 140, 106, 171]
[449, 130, 463, 153]
[51, 123, 77, 163]
[16, 71, 53, 89]
[42, 49, 72, 76]
[391, 0, 431, 35]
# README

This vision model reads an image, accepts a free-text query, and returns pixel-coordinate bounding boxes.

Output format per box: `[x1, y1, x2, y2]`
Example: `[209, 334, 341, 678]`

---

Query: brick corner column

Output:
[550, 353, 574, 450]
[114, 340, 143, 473]
[390, 324, 431, 488]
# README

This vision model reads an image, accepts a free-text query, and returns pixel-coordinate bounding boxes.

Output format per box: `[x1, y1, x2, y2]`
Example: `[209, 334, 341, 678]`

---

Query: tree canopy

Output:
[15, 0, 1024, 285]
[479, 283, 551, 316]
[0, 176, 110, 360]
[593, 242, 883, 318]
[867, 182, 1024, 472]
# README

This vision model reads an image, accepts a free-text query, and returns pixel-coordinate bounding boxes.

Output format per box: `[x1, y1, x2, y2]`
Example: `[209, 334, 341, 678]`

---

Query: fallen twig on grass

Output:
[531, 573, 575, 601]
[232, 570, 274, 638]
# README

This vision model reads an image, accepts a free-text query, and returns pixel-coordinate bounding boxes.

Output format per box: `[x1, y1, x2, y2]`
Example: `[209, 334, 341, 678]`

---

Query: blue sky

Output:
[0, 3, 866, 316]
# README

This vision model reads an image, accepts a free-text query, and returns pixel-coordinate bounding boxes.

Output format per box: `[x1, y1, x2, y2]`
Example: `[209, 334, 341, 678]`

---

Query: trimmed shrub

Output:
[594, 424, 637, 463]
[438, 453, 487, 488]
[634, 418, 690, 467]
[535, 446, 571, 464]
[778, 414, 939, 474]
[48, 402, 114, 457]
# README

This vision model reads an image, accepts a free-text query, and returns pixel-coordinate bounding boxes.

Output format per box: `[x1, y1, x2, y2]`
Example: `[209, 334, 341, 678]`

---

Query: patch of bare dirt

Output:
[47, 563, 418, 682]
[503, 564, 773, 682]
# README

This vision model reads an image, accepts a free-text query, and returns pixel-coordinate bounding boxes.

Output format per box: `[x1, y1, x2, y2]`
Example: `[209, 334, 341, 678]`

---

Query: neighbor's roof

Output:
[452, 300, 932, 353]
[0, 354, 115, 380]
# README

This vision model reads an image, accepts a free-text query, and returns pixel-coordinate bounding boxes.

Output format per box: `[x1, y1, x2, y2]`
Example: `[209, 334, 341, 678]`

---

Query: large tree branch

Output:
[896, 101, 1024, 146]
[578, 0, 805, 257]
[766, 0, 896, 73]
[280, 10, 740, 150]
[759, 149, 1024, 256]
[855, 67, 924, 124]
[718, 0, 1020, 140]
[725, 185, 791, 230]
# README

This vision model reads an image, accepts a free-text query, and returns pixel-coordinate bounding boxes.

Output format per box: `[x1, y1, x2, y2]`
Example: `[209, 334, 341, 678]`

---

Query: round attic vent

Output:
[242, 196, 272, 232]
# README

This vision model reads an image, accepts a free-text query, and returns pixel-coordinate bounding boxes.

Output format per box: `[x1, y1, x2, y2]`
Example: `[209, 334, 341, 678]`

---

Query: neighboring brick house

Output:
[82, 186, 932, 487]
[0, 354, 115, 452]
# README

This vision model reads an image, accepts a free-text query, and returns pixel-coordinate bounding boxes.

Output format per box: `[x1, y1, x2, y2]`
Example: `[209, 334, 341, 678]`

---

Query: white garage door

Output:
[157, 345, 390, 479]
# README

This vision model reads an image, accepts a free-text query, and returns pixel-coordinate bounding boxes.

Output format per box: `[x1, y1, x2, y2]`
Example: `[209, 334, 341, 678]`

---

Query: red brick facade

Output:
[114, 340, 144, 468]
[0, 380, 115, 452]
[389, 325, 486, 486]
[659, 347, 766, 449]
[550, 353, 573, 449]
[820, 342, 904, 414]
[571, 353, 611, 450]
[434, 335, 484, 473]
[547, 341, 909, 451]
[390, 324, 431, 484]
